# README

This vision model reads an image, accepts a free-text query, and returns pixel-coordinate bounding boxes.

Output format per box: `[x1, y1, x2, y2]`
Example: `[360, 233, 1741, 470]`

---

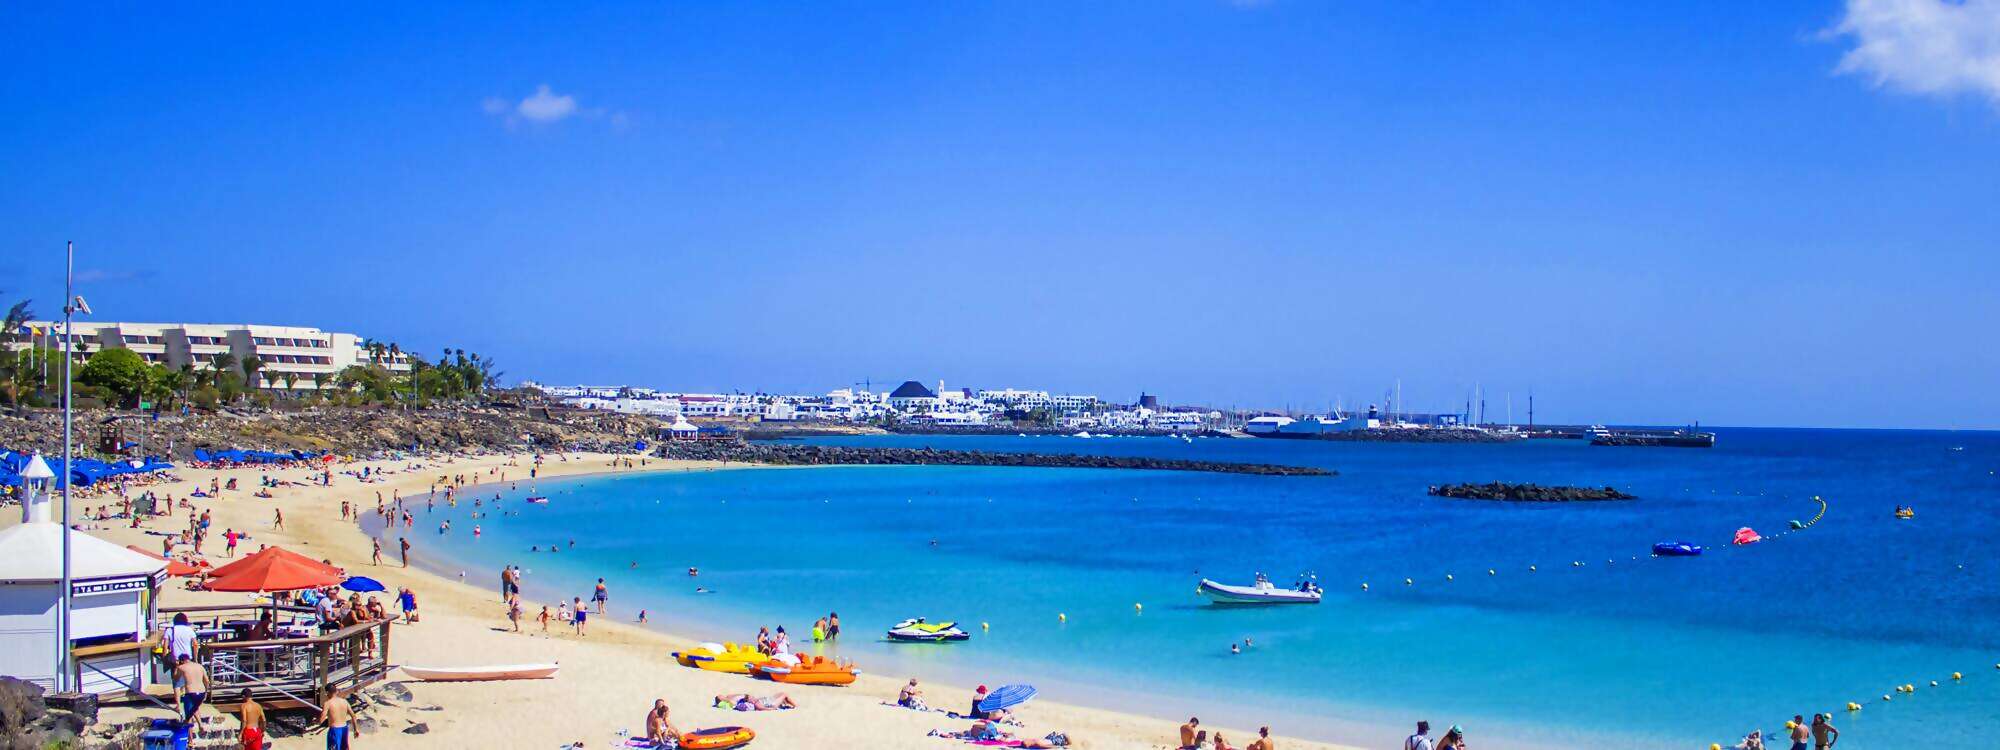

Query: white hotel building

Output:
[8, 321, 412, 391]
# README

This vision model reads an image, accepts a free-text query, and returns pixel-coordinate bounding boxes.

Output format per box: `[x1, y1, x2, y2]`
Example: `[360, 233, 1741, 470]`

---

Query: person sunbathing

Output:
[716, 693, 795, 711]
[932, 721, 1069, 748]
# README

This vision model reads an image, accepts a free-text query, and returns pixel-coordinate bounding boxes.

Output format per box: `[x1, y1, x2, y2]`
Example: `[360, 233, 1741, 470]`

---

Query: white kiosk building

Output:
[0, 455, 166, 695]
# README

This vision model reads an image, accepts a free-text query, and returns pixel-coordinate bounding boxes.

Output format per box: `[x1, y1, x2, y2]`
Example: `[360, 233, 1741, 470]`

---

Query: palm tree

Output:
[280, 371, 299, 393]
[240, 355, 265, 391]
[2, 295, 34, 344]
[313, 372, 330, 391]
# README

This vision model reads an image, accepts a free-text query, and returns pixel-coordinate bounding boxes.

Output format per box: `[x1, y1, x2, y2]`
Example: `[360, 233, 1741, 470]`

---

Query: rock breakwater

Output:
[1427, 482, 1634, 501]
[656, 441, 1333, 476]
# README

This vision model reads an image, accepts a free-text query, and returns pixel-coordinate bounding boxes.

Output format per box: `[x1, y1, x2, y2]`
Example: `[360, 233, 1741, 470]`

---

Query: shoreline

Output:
[55, 451, 1365, 750]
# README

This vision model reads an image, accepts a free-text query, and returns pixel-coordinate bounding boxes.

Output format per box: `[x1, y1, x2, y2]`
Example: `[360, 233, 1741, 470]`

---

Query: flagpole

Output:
[58, 240, 75, 693]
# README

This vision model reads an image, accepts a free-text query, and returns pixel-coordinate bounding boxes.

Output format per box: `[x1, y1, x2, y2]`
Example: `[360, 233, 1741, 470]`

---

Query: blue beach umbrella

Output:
[977, 684, 1038, 713]
[341, 576, 388, 593]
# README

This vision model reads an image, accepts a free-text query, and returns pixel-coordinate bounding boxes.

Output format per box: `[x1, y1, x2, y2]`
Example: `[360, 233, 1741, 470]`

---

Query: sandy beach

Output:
[31, 452, 1360, 750]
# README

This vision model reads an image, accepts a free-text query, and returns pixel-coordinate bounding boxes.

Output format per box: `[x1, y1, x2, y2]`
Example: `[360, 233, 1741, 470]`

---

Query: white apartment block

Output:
[9, 321, 412, 391]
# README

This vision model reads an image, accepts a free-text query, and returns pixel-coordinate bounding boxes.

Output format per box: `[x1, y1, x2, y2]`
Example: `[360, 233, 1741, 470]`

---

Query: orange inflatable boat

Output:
[679, 726, 755, 750]
[750, 654, 860, 686]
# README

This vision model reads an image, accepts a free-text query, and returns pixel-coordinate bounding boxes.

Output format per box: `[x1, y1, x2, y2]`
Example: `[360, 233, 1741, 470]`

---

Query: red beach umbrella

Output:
[126, 545, 209, 577]
[203, 546, 344, 591]
[205, 545, 341, 579]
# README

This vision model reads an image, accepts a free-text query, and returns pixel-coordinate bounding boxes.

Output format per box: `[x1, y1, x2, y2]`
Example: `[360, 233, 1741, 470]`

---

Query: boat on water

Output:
[401, 663, 559, 681]
[886, 618, 970, 642]
[1652, 542, 1704, 557]
[1197, 574, 1322, 604]
[1896, 506, 1915, 519]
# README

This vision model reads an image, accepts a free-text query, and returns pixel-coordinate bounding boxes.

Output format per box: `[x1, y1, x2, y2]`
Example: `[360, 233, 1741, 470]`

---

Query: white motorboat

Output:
[1197, 577, 1322, 604]
[400, 663, 560, 681]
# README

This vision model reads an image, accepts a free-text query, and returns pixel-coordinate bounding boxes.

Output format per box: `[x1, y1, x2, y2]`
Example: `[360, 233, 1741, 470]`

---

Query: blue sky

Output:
[3, 1, 1997, 428]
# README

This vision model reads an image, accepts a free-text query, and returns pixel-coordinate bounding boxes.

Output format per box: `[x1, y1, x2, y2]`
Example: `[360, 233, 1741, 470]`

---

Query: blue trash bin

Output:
[139, 729, 174, 750]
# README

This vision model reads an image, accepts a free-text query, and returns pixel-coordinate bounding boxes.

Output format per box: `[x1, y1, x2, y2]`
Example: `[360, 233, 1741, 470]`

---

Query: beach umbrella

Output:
[341, 575, 387, 593]
[203, 546, 344, 592]
[977, 684, 1038, 713]
[207, 546, 341, 580]
[125, 545, 209, 577]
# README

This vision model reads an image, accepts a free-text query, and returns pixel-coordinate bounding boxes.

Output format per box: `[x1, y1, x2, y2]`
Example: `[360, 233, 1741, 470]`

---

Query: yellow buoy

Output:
[1786, 721, 1797, 730]
[1846, 702, 1860, 711]
[1711, 744, 1722, 750]
[981, 622, 989, 630]
[1134, 603, 1143, 613]
[1058, 613, 1066, 623]
[1953, 672, 1963, 680]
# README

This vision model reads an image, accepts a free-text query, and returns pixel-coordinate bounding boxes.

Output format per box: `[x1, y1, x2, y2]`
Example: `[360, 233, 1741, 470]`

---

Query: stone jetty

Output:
[1427, 482, 1634, 501]
[656, 441, 1334, 476]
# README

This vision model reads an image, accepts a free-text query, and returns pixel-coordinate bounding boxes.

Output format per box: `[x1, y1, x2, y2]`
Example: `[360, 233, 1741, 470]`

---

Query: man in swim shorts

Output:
[1788, 714, 1810, 750]
[318, 688, 352, 750]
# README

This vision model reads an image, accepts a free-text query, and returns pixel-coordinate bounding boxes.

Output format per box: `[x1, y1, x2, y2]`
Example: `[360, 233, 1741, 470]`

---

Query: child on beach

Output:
[539, 606, 552, 633]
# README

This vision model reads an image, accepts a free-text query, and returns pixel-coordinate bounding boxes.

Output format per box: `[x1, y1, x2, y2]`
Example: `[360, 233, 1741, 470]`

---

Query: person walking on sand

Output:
[224, 528, 239, 557]
[573, 596, 589, 635]
[172, 655, 208, 721]
[594, 578, 608, 614]
[1810, 714, 1838, 749]
[400, 536, 411, 567]
[507, 593, 522, 632]
[236, 690, 264, 750]
[273, 508, 284, 530]
[372, 539, 383, 566]
[1405, 721, 1434, 750]
[500, 565, 514, 602]
[398, 586, 419, 624]
[317, 688, 352, 750]
[538, 605, 552, 633]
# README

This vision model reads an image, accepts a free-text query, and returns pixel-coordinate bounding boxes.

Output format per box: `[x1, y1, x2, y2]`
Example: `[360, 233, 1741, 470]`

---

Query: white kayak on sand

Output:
[400, 663, 560, 681]
[1197, 578, 1322, 604]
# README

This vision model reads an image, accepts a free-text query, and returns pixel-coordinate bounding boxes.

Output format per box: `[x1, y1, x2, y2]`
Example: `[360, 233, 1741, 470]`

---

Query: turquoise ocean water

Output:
[385, 429, 1999, 749]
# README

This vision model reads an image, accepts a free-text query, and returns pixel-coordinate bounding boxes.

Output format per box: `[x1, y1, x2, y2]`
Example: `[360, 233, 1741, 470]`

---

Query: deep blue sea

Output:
[388, 429, 2000, 749]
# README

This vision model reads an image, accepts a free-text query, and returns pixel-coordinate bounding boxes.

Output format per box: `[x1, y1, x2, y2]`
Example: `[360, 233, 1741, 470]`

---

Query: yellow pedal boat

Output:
[673, 642, 768, 673]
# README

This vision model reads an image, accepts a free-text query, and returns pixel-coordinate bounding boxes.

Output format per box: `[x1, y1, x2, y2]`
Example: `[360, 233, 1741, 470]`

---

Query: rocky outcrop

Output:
[654, 441, 1333, 476]
[0, 678, 83, 750]
[1427, 482, 1634, 501]
[0, 406, 664, 459]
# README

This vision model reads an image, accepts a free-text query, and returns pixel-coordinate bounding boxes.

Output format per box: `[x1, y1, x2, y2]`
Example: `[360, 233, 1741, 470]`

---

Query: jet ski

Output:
[1652, 542, 1703, 557]
[524, 496, 549, 504]
[1197, 573, 1322, 604]
[886, 618, 970, 642]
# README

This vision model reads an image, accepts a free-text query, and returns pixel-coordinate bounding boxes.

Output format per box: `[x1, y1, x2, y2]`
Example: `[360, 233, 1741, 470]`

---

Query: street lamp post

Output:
[57, 240, 85, 693]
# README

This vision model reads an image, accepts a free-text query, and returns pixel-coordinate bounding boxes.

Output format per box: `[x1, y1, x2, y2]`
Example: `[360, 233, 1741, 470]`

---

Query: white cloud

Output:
[483, 84, 621, 129]
[516, 84, 578, 122]
[1828, 0, 2000, 104]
